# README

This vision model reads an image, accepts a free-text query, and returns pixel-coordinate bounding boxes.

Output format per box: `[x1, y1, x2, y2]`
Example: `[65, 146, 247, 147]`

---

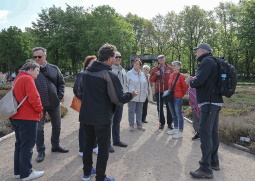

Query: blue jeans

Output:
[199, 104, 221, 173]
[128, 102, 143, 126]
[36, 105, 61, 152]
[112, 105, 124, 143]
[10, 119, 38, 179]
[155, 92, 172, 126]
[79, 123, 97, 152]
[168, 98, 184, 131]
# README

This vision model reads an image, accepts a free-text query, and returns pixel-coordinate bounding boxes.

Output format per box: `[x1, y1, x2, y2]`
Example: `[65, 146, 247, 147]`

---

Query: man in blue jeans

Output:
[77, 43, 137, 181]
[185, 43, 223, 179]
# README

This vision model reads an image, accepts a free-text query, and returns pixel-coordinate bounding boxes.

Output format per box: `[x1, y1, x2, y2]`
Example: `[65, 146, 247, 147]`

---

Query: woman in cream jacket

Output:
[126, 58, 148, 131]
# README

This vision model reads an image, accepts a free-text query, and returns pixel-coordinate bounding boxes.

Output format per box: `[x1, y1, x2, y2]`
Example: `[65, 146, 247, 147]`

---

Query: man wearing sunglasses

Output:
[33, 47, 68, 163]
[110, 52, 129, 150]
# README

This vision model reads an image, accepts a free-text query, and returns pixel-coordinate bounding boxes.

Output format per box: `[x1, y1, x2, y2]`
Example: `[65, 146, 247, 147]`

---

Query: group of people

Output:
[0, 71, 17, 83]
[9, 42, 223, 180]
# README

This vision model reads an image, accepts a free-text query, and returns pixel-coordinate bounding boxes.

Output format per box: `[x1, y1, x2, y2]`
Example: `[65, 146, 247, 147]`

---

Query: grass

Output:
[183, 83, 255, 153]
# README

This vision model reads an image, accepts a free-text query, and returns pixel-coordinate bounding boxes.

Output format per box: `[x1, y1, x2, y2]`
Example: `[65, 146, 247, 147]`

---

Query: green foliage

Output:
[1, 2, 255, 78]
[0, 26, 32, 72]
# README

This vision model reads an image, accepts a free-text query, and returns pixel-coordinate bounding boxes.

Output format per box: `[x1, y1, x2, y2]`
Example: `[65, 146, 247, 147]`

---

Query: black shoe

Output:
[36, 151, 45, 163]
[190, 169, 214, 179]
[159, 125, 164, 130]
[168, 125, 173, 130]
[109, 145, 115, 153]
[142, 120, 148, 123]
[192, 132, 200, 140]
[113, 141, 128, 147]
[211, 164, 220, 171]
[51, 146, 69, 153]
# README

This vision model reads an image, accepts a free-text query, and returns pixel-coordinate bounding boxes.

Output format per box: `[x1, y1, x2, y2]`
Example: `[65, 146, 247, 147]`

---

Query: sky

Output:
[0, 0, 240, 31]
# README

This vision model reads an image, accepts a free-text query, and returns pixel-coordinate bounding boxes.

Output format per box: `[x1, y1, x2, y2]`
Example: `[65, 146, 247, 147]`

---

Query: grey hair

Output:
[172, 61, 182, 67]
[20, 59, 40, 71]
[115, 51, 121, 55]
[142, 64, 150, 71]
[204, 49, 213, 53]
[32, 47, 47, 54]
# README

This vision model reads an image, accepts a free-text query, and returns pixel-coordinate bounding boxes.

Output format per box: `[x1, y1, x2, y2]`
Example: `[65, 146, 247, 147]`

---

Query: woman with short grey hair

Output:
[10, 59, 44, 180]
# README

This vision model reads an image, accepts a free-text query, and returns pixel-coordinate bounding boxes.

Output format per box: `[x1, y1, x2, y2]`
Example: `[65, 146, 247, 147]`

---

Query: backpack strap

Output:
[12, 75, 28, 107]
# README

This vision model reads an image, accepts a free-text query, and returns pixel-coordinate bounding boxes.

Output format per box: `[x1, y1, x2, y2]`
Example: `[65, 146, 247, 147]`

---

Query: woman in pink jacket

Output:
[10, 60, 44, 181]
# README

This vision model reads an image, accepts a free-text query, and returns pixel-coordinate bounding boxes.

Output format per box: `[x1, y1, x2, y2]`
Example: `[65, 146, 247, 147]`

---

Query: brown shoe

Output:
[190, 169, 214, 179]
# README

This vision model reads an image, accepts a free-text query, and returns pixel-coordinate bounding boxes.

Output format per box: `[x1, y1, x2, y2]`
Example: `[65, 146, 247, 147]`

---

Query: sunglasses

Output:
[115, 56, 121, 58]
[33, 55, 44, 59]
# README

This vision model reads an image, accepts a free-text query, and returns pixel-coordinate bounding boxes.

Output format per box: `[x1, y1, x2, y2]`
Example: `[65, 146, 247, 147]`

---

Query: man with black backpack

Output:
[185, 43, 223, 179]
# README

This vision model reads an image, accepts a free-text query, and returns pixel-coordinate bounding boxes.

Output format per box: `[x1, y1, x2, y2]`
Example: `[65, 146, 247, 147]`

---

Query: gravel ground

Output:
[0, 87, 255, 181]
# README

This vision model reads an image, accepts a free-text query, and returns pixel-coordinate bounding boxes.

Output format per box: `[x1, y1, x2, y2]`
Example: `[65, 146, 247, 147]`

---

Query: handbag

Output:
[0, 76, 27, 120]
[162, 73, 180, 102]
[70, 95, 81, 112]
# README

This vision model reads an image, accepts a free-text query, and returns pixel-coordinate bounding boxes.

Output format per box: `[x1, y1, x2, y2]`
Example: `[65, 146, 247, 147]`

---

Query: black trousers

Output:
[142, 98, 148, 122]
[199, 104, 221, 172]
[83, 124, 111, 181]
[155, 92, 172, 126]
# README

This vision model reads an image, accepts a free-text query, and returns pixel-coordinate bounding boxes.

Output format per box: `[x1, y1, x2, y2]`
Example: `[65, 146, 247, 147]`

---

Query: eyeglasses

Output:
[115, 56, 121, 59]
[33, 55, 44, 59]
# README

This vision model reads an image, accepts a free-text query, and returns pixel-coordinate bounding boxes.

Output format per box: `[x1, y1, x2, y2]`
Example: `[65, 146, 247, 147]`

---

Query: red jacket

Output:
[11, 71, 43, 121]
[150, 63, 173, 92]
[168, 73, 188, 98]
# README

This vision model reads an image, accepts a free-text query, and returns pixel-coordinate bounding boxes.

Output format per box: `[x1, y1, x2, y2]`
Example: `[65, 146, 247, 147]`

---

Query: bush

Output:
[219, 118, 255, 152]
[45, 105, 68, 122]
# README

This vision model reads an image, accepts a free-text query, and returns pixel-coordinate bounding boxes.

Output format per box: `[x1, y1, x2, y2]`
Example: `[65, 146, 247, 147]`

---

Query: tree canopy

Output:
[0, 2, 254, 79]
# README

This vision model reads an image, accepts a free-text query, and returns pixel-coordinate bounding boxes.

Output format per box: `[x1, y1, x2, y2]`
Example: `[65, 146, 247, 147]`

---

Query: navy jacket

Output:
[190, 53, 223, 104]
[35, 63, 65, 109]
[77, 61, 133, 125]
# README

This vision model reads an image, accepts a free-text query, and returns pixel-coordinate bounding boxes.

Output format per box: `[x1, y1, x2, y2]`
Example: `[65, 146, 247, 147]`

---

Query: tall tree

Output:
[237, 0, 255, 79]
[31, 5, 65, 66]
[84, 5, 135, 65]
[180, 5, 216, 75]
[0, 26, 31, 72]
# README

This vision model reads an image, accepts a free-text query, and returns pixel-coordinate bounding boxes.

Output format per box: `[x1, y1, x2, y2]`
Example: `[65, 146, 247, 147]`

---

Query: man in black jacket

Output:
[185, 43, 223, 179]
[33, 47, 68, 163]
[77, 43, 137, 181]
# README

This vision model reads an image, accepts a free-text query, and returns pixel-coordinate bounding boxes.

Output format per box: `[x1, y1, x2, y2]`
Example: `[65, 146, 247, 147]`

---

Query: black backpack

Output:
[212, 56, 237, 98]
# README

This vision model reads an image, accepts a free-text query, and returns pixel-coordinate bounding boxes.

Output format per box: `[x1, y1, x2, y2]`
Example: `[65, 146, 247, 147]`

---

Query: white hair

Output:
[172, 61, 182, 67]
[142, 64, 150, 71]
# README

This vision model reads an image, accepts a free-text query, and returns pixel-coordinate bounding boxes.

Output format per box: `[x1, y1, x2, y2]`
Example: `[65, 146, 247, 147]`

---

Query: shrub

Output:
[45, 105, 68, 122]
[219, 118, 255, 152]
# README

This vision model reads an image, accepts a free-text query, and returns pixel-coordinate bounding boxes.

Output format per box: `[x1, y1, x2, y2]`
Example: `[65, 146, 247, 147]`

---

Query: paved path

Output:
[1, 87, 255, 181]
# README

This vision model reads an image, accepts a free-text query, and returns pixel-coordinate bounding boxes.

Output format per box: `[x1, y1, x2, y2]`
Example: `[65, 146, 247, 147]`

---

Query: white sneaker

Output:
[129, 126, 135, 131]
[93, 147, 98, 155]
[137, 126, 145, 131]
[21, 170, 44, 181]
[173, 131, 183, 139]
[167, 128, 178, 135]
[78, 152, 83, 157]
[15, 175, 20, 179]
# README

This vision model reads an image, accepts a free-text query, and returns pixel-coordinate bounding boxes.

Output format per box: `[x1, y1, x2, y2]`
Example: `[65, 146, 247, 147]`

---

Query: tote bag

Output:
[70, 95, 81, 112]
[0, 76, 27, 120]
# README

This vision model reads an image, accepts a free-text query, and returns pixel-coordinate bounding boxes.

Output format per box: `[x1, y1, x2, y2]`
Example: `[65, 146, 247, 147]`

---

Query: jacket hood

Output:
[197, 53, 212, 62]
[87, 61, 112, 72]
[17, 70, 32, 78]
